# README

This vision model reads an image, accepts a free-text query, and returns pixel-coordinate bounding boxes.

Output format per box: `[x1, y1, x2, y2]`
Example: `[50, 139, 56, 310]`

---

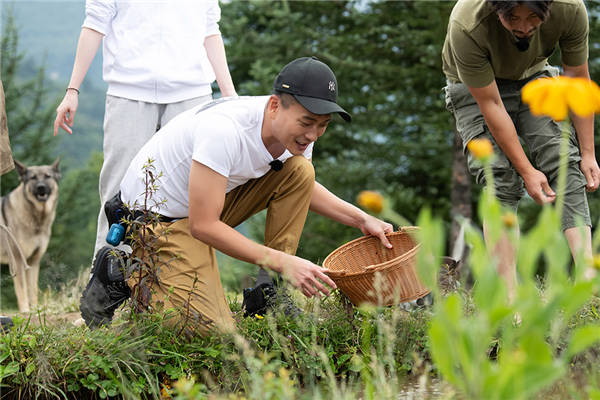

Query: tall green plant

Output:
[420, 126, 600, 398]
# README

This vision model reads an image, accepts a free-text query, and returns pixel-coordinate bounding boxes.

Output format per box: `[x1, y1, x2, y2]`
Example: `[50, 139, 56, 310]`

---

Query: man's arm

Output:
[309, 182, 393, 248]
[563, 62, 600, 192]
[188, 161, 335, 298]
[204, 34, 237, 98]
[468, 82, 556, 204]
[53, 27, 103, 136]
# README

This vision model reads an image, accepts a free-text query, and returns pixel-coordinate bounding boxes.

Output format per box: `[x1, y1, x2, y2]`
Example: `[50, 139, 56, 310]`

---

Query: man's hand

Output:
[280, 255, 337, 298]
[522, 168, 556, 205]
[580, 155, 600, 192]
[54, 91, 79, 136]
[359, 214, 394, 249]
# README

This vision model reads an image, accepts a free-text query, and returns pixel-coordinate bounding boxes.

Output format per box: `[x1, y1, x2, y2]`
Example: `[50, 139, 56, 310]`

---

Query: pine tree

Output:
[1, 9, 58, 195]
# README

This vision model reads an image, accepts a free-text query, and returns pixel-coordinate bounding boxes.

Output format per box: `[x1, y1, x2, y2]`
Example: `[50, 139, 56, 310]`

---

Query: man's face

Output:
[498, 4, 544, 39]
[270, 97, 331, 155]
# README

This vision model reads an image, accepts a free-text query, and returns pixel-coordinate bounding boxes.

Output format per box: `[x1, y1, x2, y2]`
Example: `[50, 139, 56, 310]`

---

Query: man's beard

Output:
[515, 36, 530, 52]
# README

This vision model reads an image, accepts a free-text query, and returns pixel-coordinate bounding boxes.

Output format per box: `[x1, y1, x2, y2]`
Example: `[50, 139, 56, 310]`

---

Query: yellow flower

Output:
[522, 76, 600, 121]
[592, 254, 600, 270]
[264, 371, 275, 381]
[255, 314, 264, 319]
[467, 138, 494, 160]
[357, 190, 384, 214]
[160, 386, 171, 399]
[279, 367, 290, 380]
[501, 212, 518, 228]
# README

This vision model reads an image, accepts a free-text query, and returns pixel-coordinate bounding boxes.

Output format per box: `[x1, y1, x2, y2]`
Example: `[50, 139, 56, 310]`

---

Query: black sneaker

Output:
[242, 282, 301, 318]
[398, 293, 433, 312]
[80, 246, 131, 328]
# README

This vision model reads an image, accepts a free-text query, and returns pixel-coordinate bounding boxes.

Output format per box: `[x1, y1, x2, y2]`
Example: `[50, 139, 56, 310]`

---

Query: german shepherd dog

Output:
[0, 160, 60, 312]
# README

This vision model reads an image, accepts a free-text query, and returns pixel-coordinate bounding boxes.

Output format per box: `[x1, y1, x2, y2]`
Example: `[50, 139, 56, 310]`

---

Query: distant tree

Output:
[221, 0, 455, 261]
[0, 10, 58, 194]
[0, 10, 103, 304]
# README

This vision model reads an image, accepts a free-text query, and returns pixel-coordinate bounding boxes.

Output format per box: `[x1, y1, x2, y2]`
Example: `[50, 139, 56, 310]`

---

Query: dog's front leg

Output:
[25, 262, 40, 309]
[10, 256, 30, 313]
[25, 262, 39, 309]
[25, 246, 44, 310]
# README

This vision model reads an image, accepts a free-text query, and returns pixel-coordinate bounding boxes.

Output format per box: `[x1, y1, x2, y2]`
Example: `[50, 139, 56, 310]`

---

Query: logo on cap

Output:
[328, 81, 335, 92]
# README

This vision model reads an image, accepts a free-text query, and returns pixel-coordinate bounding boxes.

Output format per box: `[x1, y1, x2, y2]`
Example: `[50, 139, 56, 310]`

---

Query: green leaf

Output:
[0, 361, 20, 380]
[25, 361, 34, 376]
[559, 282, 594, 320]
[203, 347, 220, 358]
[165, 364, 181, 380]
[566, 326, 600, 358]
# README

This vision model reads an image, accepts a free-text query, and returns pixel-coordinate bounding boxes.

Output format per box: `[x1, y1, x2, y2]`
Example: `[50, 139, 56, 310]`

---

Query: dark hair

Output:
[272, 90, 298, 108]
[487, 0, 553, 21]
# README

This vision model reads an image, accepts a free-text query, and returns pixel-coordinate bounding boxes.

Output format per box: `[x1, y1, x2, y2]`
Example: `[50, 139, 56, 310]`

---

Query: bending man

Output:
[80, 57, 393, 335]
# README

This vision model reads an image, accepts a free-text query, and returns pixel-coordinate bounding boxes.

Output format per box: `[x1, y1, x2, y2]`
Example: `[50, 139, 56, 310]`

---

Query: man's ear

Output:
[267, 95, 281, 119]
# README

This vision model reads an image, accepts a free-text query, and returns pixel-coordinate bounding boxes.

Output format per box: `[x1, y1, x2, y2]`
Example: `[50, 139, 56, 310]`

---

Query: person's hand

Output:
[522, 168, 556, 205]
[53, 90, 79, 136]
[359, 214, 394, 248]
[580, 155, 600, 192]
[280, 254, 337, 298]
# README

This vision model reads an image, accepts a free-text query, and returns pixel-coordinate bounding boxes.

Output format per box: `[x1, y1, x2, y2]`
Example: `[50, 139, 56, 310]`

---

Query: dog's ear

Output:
[13, 160, 28, 182]
[51, 158, 61, 181]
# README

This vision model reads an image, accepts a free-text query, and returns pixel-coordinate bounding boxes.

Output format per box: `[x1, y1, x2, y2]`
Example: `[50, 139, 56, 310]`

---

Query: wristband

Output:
[66, 87, 80, 95]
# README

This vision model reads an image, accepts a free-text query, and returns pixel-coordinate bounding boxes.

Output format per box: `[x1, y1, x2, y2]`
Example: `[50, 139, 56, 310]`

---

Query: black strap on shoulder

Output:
[1, 196, 8, 224]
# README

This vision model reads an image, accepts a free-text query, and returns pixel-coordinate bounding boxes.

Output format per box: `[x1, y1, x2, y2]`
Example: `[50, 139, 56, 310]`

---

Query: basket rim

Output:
[323, 227, 420, 278]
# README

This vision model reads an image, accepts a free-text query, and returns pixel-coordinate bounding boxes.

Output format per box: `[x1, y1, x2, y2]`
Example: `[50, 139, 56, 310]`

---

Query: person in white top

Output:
[79, 57, 393, 335]
[53, 0, 237, 259]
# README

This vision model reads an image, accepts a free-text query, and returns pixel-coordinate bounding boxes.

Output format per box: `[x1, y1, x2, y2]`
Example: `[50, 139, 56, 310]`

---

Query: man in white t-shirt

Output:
[79, 57, 393, 335]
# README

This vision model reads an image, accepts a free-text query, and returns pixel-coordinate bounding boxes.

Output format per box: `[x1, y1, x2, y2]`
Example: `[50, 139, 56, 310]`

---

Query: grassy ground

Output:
[0, 265, 599, 399]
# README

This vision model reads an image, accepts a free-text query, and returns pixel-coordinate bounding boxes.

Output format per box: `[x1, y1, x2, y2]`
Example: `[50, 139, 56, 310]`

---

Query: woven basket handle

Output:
[323, 269, 347, 278]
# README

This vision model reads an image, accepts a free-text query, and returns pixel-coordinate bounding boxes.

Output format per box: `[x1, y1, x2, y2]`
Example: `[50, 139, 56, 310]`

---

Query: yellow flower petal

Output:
[466, 138, 494, 160]
[357, 190, 384, 214]
[501, 212, 518, 228]
[543, 87, 569, 121]
[522, 76, 600, 121]
[567, 78, 600, 118]
[592, 254, 600, 270]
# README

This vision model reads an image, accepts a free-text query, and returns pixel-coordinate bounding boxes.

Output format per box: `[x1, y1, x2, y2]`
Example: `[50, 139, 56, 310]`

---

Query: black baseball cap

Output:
[273, 57, 351, 122]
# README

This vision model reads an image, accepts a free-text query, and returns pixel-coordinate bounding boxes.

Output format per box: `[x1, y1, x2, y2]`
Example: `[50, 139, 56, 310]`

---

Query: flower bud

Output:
[357, 190, 384, 214]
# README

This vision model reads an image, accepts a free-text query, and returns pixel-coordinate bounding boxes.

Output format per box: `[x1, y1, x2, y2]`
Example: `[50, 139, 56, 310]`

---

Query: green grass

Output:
[1, 272, 599, 399]
[0, 274, 433, 399]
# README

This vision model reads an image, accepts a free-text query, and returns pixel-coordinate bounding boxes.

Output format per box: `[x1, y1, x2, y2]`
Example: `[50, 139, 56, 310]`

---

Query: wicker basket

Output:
[323, 227, 429, 306]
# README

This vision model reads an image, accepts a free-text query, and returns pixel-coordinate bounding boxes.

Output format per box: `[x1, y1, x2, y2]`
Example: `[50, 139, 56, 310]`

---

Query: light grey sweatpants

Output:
[93, 94, 212, 258]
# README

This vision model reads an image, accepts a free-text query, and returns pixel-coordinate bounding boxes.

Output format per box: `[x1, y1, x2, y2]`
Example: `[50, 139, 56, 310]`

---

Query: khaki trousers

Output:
[128, 156, 315, 336]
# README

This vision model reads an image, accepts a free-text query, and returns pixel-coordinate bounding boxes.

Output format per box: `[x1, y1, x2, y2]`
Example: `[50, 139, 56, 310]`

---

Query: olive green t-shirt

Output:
[442, 0, 588, 88]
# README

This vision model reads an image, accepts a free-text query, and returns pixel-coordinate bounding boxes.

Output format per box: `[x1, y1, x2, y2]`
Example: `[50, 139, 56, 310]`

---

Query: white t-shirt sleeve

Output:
[191, 116, 239, 178]
[205, 0, 221, 37]
[83, 0, 116, 34]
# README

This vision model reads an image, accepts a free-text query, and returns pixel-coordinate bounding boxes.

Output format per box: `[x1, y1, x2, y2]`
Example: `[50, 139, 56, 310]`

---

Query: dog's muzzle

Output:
[34, 183, 51, 202]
